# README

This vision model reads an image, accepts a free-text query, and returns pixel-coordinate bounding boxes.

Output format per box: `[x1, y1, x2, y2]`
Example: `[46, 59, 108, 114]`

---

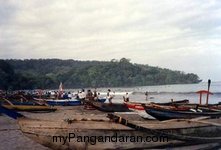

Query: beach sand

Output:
[0, 115, 50, 150]
[0, 106, 116, 150]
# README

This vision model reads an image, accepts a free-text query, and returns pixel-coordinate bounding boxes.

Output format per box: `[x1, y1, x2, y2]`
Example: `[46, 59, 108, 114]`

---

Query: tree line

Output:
[0, 58, 201, 90]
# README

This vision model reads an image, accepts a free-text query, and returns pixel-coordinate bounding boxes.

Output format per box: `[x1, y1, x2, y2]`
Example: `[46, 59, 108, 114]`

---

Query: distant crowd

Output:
[35, 88, 120, 103]
[0, 89, 151, 103]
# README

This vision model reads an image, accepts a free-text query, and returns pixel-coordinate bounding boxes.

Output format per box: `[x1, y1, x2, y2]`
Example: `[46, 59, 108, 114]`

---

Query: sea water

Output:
[81, 81, 221, 104]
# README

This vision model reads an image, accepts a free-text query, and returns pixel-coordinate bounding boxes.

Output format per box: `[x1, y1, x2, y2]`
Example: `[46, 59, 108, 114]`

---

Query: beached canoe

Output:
[87, 101, 131, 112]
[179, 103, 221, 110]
[143, 104, 221, 121]
[17, 114, 221, 150]
[78, 97, 107, 103]
[45, 99, 82, 106]
[1, 99, 56, 112]
[34, 98, 106, 106]
[156, 99, 189, 105]
[125, 99, 189, 111]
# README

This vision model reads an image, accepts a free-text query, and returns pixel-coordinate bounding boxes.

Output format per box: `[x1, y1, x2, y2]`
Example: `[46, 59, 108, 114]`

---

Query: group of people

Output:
[39, 88, 117, 102]
[1, 89, 151, 104]
[76, 89, 100, 101]
[76, 89, 147, 104]
[43, 91, 73, 99]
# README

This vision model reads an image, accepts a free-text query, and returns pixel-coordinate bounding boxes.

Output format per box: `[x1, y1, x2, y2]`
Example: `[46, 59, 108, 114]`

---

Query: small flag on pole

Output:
[59, 82, 63, 93]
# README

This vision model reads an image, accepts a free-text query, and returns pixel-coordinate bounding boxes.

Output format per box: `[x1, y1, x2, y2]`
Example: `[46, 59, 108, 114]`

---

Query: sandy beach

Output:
[0, 106, 104, 150]
[0, 115, 49, 150]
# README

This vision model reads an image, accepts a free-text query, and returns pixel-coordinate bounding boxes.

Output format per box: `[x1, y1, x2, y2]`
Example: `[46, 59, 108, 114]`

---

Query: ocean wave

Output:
[132, 91, 221, 95]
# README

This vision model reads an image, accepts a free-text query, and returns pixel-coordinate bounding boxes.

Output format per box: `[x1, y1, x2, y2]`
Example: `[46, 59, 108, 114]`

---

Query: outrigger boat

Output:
[45, 99, 82, 106]
[34, 98, 106, 106]
[86, 99, 189, 113]
[142, 103, 221, 121]
[46, 98, 107, 106]
[86, 100, 131, 112]
[0, 98, 56, 112]
[125, 99, 189, 111]
[0, 106, 220, 149]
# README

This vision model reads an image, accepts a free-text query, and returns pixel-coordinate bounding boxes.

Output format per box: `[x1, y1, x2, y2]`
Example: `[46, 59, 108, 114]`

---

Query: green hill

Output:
[0, 58, 201, 90]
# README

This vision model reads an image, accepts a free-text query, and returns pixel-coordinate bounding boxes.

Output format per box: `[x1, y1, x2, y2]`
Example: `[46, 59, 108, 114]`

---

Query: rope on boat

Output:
[64, 118, 108, 124]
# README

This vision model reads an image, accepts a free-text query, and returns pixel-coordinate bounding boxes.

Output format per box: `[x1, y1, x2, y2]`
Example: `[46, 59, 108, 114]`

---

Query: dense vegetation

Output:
[0, 58, 201, 90]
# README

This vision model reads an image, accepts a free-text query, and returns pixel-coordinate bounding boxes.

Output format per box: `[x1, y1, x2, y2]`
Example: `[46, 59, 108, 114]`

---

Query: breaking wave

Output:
[132, 91, 221, 95]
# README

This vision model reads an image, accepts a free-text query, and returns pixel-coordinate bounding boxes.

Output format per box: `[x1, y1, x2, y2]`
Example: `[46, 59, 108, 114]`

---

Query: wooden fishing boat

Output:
[143, 104, 221, 121]
[125, 102, 146, 111]
[108, 114, 221, 147]
[17, 116, 170, 150]
[45, 99, 82, 106]
[178, 103, 221, 111]
[77, 97, 107, 103]
[1, 99, 56, 112]
[34, 98, 106, 106]
[17, 114, 221, 149]
[125, 99, 189, 111]
[156, 99, 189, 105]
[87, 101, 131, 112]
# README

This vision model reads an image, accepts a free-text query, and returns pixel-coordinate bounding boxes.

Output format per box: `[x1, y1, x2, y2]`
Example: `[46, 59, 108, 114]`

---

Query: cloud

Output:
[0, 0, 221, 81]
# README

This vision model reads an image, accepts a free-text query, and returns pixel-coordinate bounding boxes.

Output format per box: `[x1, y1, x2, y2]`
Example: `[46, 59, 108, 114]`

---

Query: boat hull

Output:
[144, 107, 221, 121]
[2, 104, 56, 112]
[125, 100, 189, 111]
[1, 99, 57, 112]
[46, 99, 82, 106]
[17, 116, 221, 150]
[90, 101, 131, 112]
[18, 118, 178, 150]
[45, 98, 106, 106]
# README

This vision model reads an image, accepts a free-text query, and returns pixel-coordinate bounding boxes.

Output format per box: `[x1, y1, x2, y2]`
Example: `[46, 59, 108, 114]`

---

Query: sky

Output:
[0, 0, 221, 81]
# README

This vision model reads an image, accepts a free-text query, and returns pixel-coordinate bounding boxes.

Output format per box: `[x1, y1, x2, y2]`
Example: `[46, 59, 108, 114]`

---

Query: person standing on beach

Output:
[123, 92, 129, 102]
[86, 89, 93, 100]
[107, 89, 113, 104]
[145, 91, 148, 101]
[79, 89, 86, 100]
[93, 88, 98, 100]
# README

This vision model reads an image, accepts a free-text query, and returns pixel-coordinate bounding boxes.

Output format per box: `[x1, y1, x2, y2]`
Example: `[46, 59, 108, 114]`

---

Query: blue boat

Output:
[45, 99, 82, 106]
[45, 98, 106, 106]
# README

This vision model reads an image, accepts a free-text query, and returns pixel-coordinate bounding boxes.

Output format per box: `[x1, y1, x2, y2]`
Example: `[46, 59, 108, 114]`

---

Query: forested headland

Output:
[0, 58, 201, 90]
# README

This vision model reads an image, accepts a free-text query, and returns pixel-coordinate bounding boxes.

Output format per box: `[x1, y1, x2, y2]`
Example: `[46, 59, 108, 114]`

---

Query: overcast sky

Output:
[0, 0, 221, 81]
